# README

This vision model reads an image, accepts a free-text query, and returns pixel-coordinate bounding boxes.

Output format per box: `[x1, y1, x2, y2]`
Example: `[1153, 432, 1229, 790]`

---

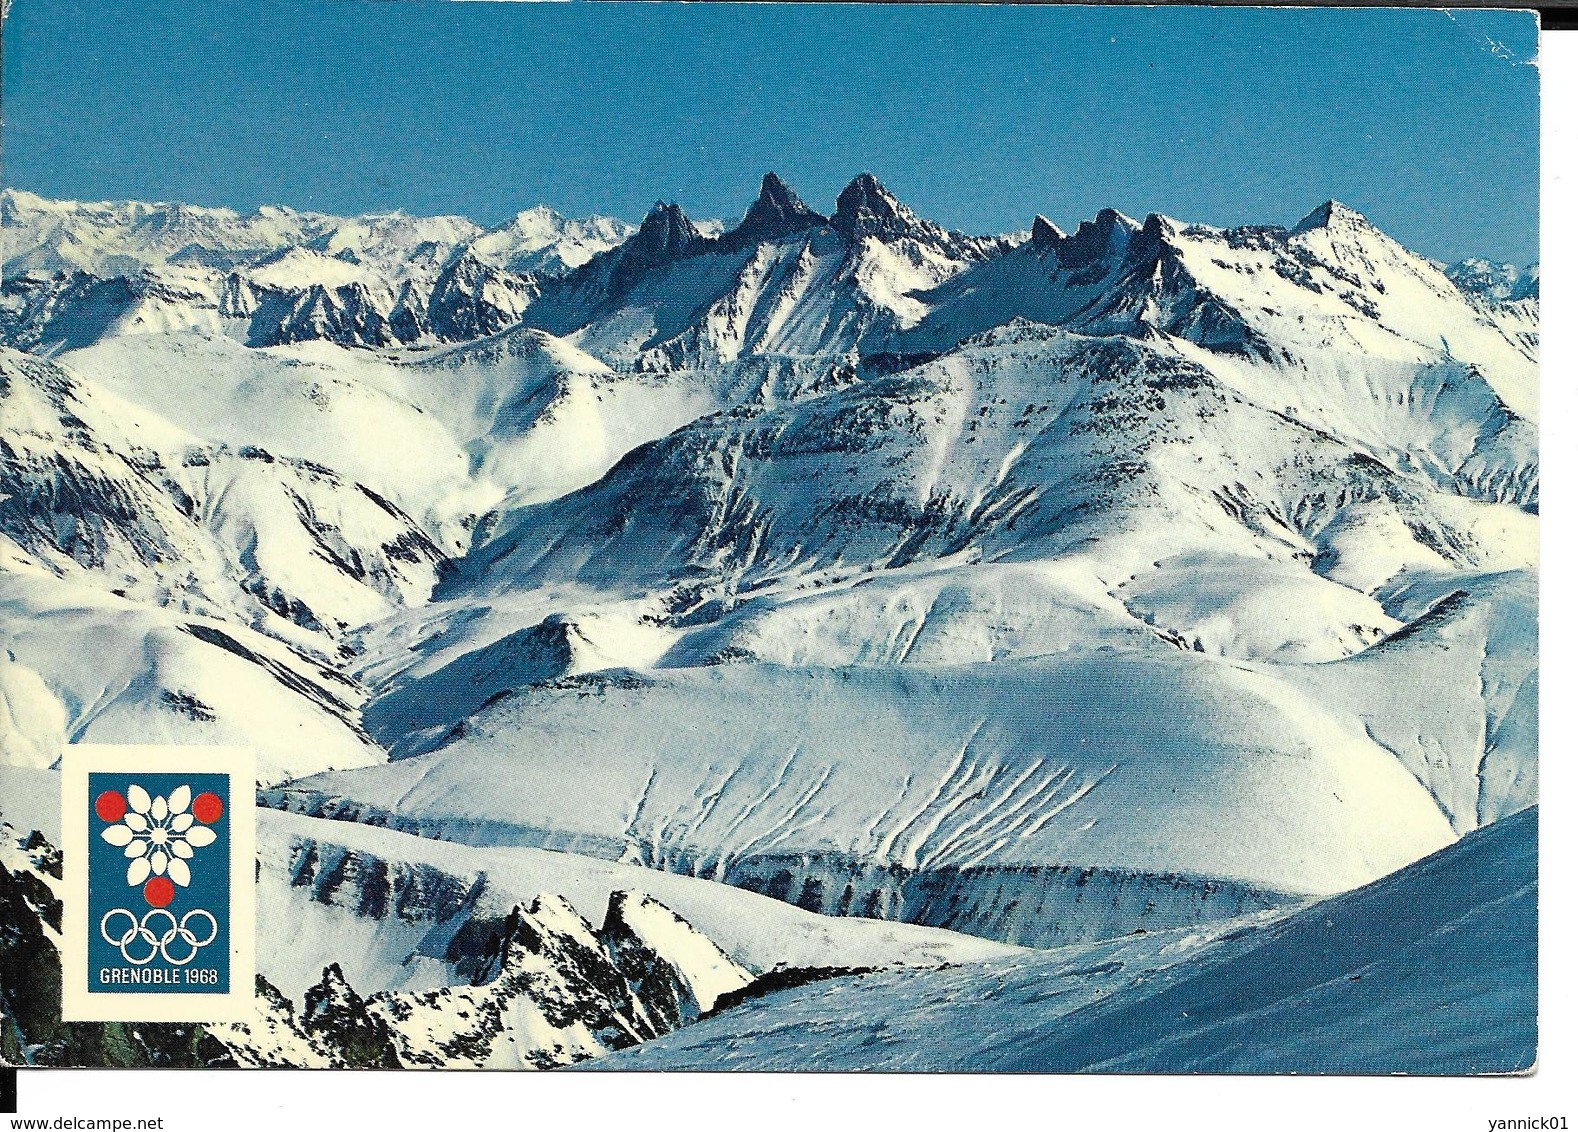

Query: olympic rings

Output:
[162, 910, 217, 965]
[99, 908, 156, 964]
[99, 907, 219, 966]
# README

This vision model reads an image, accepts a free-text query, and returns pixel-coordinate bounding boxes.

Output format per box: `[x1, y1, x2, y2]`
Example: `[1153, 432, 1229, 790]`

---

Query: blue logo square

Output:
[87, 771, 231, 995]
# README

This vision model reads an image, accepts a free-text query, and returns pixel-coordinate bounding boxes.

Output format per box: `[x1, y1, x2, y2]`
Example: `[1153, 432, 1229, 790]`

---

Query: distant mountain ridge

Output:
[2, 179, 1530, 359]
[0, 187, 635, 353]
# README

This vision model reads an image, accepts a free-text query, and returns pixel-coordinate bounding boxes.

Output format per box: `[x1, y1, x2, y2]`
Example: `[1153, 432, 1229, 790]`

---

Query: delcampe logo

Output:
[63, 746, 255, 1022]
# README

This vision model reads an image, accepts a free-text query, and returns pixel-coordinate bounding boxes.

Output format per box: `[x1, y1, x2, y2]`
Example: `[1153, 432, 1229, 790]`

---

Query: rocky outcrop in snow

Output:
[290, 890, 752, 1070]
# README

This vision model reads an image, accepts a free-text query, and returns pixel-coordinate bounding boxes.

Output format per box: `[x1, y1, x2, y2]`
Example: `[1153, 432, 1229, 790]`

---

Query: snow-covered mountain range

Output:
[0, 173, 1537, 1070]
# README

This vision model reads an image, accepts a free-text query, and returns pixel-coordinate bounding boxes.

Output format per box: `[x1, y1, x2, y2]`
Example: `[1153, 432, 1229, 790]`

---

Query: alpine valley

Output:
[0, 173, 1537, 1071]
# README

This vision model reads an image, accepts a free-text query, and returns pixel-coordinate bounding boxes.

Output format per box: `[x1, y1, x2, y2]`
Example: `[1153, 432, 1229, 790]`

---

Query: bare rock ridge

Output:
[331, 890, 751, 1069]
[1029, 214, 1066, 248]
[830, 171, 926, 238]
[606, 201, 706, 295]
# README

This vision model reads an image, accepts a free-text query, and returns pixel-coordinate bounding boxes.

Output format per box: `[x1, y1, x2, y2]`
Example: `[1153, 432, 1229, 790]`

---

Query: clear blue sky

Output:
[1, 1, 1539, 264]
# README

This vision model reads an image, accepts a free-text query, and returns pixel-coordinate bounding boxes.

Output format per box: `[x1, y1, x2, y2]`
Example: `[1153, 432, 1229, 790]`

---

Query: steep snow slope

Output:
[597, 806, 1536, 1074]
[399, 327, 726, 509]
[272, 653, 1456, 907]
[0, 547, 380, 783]
[1285, 568, 1537, 832]
[0, 347, 445, 636]
[53, 333, 486, 546]
[446, 321, 1531, 665]
[896, 208, 1538, 527]
[53, 325, 822, 537]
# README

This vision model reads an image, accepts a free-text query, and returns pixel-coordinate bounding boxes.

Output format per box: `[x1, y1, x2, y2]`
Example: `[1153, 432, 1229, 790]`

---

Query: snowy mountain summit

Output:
[0, 174, 1537, 1069]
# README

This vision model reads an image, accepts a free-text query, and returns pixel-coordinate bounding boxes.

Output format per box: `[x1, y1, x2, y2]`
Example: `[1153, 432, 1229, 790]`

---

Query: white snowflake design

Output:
[99, 783, 216, 889]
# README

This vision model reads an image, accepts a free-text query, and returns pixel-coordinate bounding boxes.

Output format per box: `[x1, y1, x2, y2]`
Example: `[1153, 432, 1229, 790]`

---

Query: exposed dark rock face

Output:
[718, 173, 828, 252]
[603, 202, 706, 297]
[700, 965, 877, 1020]
[301, 963, 403, 1068]
[357, 891, 750, 1068]
[831, 172, 925, 241]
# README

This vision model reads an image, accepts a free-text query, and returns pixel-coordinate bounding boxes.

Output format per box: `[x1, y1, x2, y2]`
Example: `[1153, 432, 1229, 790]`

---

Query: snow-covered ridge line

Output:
[2, 179, 1534, 359]
[0, 185, 636, 354]
[0, 186, 634, 277]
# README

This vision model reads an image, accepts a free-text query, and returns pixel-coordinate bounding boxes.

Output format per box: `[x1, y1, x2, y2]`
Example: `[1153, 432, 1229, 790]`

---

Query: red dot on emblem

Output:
[143, 876, 175, 908]
[192, 792, 224, 824]
[94, 790, 127, 823]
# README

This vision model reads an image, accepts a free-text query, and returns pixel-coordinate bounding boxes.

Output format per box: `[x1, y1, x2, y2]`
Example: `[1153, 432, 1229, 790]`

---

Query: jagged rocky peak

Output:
[389, 279, 429, 340]
[1127, 212, 1189, 261]
[830, 172, 929, 240]
[1140, 212, 1183, 239]
[1029, 214, 1066, 249]
[427, 250, 535, 341]
[472, 902, 537, 984]
[301, 962, 362, 1025]
[269, 281, 399, 349]
[300, 962, 403, 1068]
[604, 200, 706, 292]
[631, 200, 704, 259]
[755, 172, 823, 222]
[330, 888, 753, 1070]
[219, 272, 258, 318]
[600, 890, 753, 1025]
[1055, 207, 1141, 271]
[721, 172, 828, 249]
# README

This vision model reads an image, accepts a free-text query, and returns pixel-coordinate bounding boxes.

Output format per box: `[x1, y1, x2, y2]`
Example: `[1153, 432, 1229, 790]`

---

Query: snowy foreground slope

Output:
[0, 175, 1537, 1069]
[597, 806, 1537, 1074]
